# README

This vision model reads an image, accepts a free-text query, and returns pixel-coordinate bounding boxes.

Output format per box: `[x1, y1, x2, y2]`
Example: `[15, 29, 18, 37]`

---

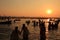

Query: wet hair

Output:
[23, 24, 25, 27]
[22, 24, 26, 29]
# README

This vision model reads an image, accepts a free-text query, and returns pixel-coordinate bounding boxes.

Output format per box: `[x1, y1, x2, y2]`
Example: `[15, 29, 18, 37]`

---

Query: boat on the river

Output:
[0, 16, 12, 24]
[0, 20, 12, 24]
[14, 19, 20, 22]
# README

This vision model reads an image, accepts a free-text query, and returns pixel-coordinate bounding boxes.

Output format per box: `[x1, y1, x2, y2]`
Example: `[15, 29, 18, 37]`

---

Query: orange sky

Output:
[0, 0, 60, 17]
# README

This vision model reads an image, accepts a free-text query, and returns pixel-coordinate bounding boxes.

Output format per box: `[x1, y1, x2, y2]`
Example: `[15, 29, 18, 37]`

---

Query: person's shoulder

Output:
[12, 30, 15, 33]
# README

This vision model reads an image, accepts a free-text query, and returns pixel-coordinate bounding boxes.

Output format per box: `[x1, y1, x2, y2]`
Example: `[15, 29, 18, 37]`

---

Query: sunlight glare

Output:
[47, 19, 50, 21]
[46, 9, 52, 14]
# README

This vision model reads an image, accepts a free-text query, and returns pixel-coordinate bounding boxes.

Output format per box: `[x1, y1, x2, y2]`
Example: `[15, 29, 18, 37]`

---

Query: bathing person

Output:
[21, 24, 29, 40]
[10, 26, 21, 40]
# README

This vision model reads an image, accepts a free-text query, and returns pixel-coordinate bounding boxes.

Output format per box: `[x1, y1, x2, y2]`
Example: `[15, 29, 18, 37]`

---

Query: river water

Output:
[0, 19, 60, 40]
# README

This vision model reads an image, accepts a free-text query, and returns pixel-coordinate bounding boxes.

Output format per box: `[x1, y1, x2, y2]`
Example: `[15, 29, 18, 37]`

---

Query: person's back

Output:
[10, 26, 21, 40]
[21, 24, 29, 40]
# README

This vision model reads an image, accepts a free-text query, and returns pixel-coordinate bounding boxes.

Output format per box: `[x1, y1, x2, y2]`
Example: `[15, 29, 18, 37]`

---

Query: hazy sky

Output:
[0, 0, 60, 17]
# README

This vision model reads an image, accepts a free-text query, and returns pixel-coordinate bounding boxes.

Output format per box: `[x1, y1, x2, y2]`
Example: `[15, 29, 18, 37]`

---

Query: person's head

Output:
[22, 24, 26, 29]
[15, 26, 18, 30]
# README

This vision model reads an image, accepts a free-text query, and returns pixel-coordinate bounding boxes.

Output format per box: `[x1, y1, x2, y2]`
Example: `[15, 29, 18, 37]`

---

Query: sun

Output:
[46, 9, 52, 14]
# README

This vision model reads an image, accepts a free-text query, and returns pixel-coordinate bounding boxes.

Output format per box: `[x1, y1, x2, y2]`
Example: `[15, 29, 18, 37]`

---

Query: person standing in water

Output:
[10, 26, 21, 40]
[21, 24, 29, 40]
[39, 20, 46, 40]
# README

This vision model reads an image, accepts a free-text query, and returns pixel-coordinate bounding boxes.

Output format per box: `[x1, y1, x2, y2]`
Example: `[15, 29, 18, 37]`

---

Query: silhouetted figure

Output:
[32, 20, 36, 28]
[51, 23, 55, 30]
[10, 26, 21, 40]
[58, 19, 60, 23]
[54, 20, 59, 29]
[26, 20, 30, 26]
[39, 19, 41, 27]
[35, 22, 39, 26]
[21, 24, 29, 40]
[48, 22, 52, 30]
[39, 20, 46, 40]
[40, 30, 46, 40]
[32, 20, 39, 28]
[54, 23, 58, 29]
[48, 21, 59, 30]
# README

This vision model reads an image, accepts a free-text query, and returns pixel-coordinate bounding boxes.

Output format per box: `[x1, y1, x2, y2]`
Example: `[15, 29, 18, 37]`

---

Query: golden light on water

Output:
[47, 19, 50, 21]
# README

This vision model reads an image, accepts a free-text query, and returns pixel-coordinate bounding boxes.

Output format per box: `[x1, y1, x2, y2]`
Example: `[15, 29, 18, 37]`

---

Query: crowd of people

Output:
[10, 19, 59, 40]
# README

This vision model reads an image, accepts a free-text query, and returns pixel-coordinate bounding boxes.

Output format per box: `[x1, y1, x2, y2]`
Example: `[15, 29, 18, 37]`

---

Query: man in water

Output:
[10, 26, 21, 40]
[21, 24, 29, 40]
